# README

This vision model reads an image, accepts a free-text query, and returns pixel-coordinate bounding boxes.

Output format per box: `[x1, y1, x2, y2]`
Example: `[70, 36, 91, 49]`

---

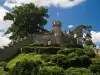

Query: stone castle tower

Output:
[52, 20, 62, 44]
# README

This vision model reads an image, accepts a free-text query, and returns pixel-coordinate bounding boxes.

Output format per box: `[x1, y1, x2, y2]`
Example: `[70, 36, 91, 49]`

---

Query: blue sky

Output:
[45, 0, 100, 31]
[0, 0, 100, 47]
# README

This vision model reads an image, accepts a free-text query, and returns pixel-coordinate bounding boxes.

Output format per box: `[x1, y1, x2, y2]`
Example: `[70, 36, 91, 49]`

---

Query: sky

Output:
[0, 0, 100, 48]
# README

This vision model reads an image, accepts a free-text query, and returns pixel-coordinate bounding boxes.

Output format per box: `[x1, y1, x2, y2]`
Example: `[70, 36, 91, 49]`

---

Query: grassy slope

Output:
[7, 53, 42, 69]
[0, 53, 43, 75]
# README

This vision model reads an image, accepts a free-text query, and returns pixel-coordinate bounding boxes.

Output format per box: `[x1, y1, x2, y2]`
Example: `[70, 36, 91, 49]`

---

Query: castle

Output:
[0, 20, 83, 61]
[32, 20, 82, 45]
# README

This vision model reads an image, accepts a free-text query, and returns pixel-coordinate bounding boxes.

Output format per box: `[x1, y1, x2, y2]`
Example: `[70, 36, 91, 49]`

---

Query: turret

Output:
[52, 20, 62, 44]
[52, 20, 61, 36]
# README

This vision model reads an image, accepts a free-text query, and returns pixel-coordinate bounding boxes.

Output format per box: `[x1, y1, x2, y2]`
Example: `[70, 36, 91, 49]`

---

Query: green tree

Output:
[4, 3, 49, 41]
[73, 25, 92, 38]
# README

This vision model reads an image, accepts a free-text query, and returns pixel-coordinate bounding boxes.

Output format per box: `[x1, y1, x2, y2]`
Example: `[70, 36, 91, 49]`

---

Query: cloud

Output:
[0, 20, 13, 29]
[0, 6, 12, 48]
[91, 31, 100, 44]
[0, 6, 9, 20]
[4, 0, 85, 8]
[68, 25, 74, 28]
[0, 32, 11, 48]
[0, 6, 13, 29]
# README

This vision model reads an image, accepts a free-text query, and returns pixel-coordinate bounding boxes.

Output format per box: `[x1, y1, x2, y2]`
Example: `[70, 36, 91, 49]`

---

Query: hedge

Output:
[21, 47, 61, 54]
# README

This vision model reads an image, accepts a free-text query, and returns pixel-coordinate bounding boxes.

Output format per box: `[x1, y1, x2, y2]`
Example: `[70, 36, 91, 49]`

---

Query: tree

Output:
[73, 25, 92, 38]
[4, 3, 49, 41]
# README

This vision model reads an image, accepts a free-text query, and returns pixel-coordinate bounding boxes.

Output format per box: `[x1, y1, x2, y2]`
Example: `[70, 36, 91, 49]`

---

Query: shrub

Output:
[30, 43, 44, 47]
[65, 67, 94, 75]
[46, 44, 61, 47]
[89, 64, 100, 74]
[39, 66, 64, 75]
[89, 58, 100, 73]
[51, 54, 70, 69]
[67, 52, 80, 67]
[78, 55, 91, 67]
[67, 52, 78, 59]
[21, 47, 60, 54]
[9, 59, 42, 75]
[62, 43, 83, 48]
[44, 62, 56, 66]
[85, 39, 93, 46]
[41, 54, 52, 62]
[75, 48, 84, 56]
[83, 47, 96, 58]
[57, 48, 75, 55]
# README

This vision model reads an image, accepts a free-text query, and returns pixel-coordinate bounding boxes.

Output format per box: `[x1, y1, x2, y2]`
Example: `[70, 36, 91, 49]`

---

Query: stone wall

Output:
[0, 33, 77, 61]
[0, 35, 34, 61]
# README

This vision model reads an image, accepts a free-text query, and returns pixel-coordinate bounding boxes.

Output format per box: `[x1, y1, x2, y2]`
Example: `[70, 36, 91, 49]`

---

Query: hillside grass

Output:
[7, 53, 42, 69]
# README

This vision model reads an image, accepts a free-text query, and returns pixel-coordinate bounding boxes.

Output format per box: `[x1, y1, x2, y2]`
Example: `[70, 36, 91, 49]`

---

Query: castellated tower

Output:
[52, 20, 62, 44]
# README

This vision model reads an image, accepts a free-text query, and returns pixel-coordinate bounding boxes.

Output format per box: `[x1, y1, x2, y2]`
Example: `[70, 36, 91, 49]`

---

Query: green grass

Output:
[7, 53, 42, 69]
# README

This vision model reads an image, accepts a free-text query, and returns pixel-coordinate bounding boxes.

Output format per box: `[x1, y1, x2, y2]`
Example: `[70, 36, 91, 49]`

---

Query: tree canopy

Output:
[4, 3, 49, 41]
[73, 25, 92, 38]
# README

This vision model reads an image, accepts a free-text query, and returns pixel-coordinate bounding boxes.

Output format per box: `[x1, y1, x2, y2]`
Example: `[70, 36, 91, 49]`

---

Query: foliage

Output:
[9, 59, 42, 75]
[65, 67, 94, 75]
[0, 61, 6, 66]
[67, 52, 78, 59]
[4, 3, 49, 40]
[78, 55, 91, 67]
[7, 53, 41, 69]
[89, 64, 100, 74]
[43, 62, 56, 66]
[85, 39, 94, 46]
[28, 43, 61, 47]
[21, 47, 60, 54]
[30, 43, 44, 47]
[41, 54, 52, 62]
[89, 58, 100, 74]
[83, 47, 96, 58]
[57, 48, 75, 55]
[75, 48, 84, 56]
[62, 43, 83, 48]
[51, 54, 70, 69]
[39, 66, 64, 75]
[73, 25, 92, 38]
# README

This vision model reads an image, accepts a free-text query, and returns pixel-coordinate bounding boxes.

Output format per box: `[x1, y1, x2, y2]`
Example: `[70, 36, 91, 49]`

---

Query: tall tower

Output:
[52, 20, 62, 44]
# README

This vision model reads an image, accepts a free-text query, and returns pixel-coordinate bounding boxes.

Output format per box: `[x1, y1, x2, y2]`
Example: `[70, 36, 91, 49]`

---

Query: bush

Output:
[46, 44, 61, 47]
[21, 47, 61, 54]
[89, 64, 100, 74]
[62, 43, 83, 48]
[65, 67, 94, 75]
[29, 43, 44, 47]
[85, 39, 93, 46]
[78, 55, 91, 67]
[57, 48, 75, 55]
[41, 54, 52, 62]
[9, 59, 42, 75]
[75, 48, 84, 56]
[39, 66, 64, 75]
[43, 62, 56, 66]
[67, 52, 78, 59]
[67, 52, 80, 67]
[83, 47, 96, 58]
[51, 54, 70, 69]
[89, 58, 100, 73]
